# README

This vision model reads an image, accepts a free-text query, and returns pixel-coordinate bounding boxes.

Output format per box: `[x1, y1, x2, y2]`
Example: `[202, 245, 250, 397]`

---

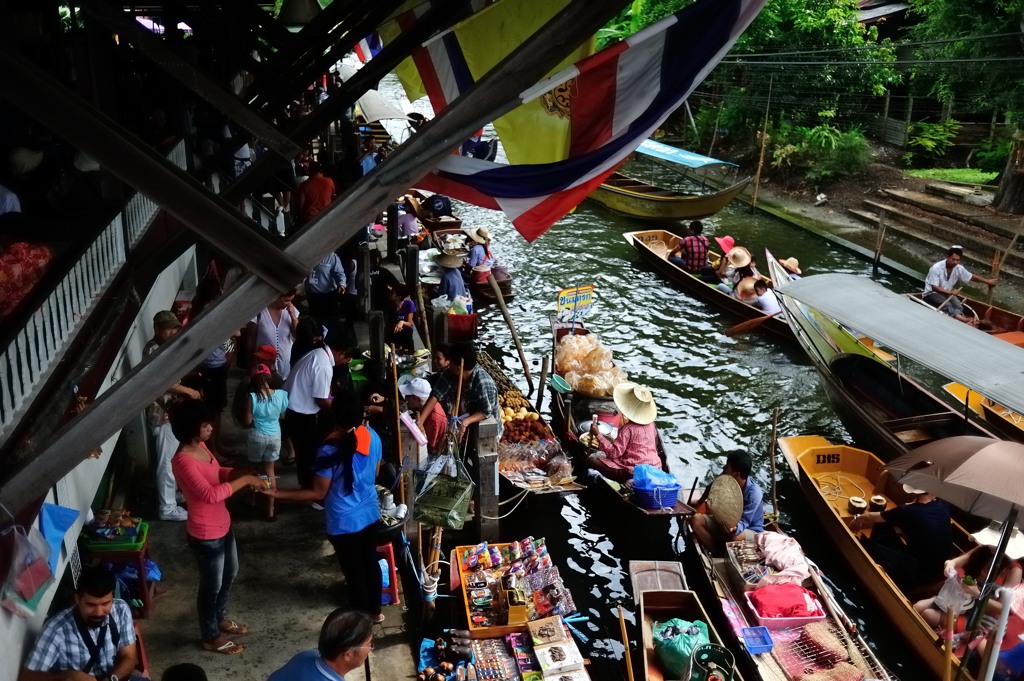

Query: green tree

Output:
[906, 0, 1024, 213]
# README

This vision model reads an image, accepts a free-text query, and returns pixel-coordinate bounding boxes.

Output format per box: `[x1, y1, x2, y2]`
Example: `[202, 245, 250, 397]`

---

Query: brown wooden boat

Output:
[629, 560, 744, 681]
[625, 229, 791, 340]
[779, 434, 978, 680]
[590, 172, 750, 221]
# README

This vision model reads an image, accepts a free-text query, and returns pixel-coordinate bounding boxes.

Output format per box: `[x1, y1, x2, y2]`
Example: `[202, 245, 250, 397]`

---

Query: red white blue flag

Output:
[354, 32, 382, 63]
[416, 0, 767, 242]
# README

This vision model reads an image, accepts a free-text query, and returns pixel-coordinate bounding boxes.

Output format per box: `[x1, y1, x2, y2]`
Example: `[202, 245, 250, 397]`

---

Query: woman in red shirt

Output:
[171, 400, 265, 656]
[588, 382, 663, 482]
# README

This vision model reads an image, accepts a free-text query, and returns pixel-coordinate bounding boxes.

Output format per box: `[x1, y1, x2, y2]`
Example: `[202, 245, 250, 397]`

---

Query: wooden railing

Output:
[0, 140, 184, 443]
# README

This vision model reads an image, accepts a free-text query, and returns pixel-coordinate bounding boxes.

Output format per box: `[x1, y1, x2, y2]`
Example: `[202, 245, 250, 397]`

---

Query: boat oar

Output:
[618, 604, 636, 681]
[936, 288, 962, 312]
[943, 607, 955, 681]
[487, 272, 534, 394]
[725, 312, 781, 337]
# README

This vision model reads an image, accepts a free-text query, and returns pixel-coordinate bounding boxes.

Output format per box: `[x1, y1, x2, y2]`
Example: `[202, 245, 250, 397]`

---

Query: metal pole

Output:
[873, 210, 888, 275]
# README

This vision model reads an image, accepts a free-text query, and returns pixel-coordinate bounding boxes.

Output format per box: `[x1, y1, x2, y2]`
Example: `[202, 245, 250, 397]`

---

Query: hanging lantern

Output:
[278, 0, 321, 31]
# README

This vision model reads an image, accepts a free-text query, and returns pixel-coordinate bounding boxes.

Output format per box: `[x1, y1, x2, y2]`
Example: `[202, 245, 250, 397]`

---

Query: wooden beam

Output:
[0, 0, 625, 513]
[225, 0, 293, 49]
[81, 0, 301, 158]
[0, 44, 308, 291]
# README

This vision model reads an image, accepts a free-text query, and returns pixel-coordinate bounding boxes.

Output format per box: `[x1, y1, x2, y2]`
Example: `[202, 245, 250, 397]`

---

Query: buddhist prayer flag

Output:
[414, 0, 767, 241]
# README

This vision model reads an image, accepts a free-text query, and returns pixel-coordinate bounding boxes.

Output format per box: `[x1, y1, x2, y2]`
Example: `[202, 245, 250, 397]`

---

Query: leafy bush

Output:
[905, 168, 998, 184]
[972, 135, 1012, 173]
[902, 119, 962, 166]
[769, 122, 871, 185]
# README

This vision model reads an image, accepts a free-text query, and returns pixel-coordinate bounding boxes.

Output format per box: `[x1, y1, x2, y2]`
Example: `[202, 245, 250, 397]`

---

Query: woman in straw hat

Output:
[715, 245, 760, 296]
[587, 382, 663, 482]
[434, 251, 468, 302]
[689, 450, 765, 556]
[466, 226, 495, 270]
[779, 257, 802, 281]
[733, 276, 759, 304]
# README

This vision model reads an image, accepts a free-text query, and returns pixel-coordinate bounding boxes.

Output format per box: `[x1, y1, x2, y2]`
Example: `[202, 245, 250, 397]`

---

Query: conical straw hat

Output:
[434, 252, 464, 269]
[706, 474, 744, 528]
[612, 382, 658, 425]
[735, 277, 758, 302]
[726, 246, 752, 268]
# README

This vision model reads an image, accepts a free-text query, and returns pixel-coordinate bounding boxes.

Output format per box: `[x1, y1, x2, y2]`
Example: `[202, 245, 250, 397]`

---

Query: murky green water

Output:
[376, 71, 921, 676]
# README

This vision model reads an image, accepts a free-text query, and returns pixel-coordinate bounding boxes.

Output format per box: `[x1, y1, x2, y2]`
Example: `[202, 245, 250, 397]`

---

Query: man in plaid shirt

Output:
[21, 566, 138, 681]
[418, 342, 502, 440]
[668, 220, 715, 281]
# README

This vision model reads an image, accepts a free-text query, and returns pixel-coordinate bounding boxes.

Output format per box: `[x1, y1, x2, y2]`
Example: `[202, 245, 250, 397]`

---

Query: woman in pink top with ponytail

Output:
[170, 400, 265, 656]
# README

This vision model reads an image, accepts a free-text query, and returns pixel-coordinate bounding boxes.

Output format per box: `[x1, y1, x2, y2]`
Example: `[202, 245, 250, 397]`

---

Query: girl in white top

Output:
[250, 291, 299, 379]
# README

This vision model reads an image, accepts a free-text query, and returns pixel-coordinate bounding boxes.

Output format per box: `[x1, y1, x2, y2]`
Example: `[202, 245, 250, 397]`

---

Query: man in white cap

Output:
[400, 378, 447, 455]
[853, 483, 951, 588]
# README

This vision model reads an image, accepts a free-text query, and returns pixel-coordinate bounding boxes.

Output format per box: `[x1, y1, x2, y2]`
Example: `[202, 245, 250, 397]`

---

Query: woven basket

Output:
[631, 481, 681, 510]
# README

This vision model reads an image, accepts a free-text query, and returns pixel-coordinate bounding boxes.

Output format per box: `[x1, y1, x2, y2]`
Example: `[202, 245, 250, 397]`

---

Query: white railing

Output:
[207, 172, 287, 237]
[0, 140, 186, 443]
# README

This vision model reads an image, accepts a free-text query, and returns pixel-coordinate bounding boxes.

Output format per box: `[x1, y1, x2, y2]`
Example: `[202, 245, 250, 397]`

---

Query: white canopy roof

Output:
[776, 273, 1024, 416]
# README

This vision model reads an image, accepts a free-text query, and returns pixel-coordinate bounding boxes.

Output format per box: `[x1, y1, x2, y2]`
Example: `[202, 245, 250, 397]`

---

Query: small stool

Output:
[376, 541, 400, 606]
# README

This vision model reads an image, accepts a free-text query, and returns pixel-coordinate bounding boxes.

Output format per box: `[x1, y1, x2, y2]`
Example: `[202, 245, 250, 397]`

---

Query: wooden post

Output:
[386, 202, 399, 262]
[536, 355, 550, 413]
[873, 209, 888, 275]
[750, 75, 773, 213]
[943, 607, 955, 681]
[404, 243, 420, 292]
[903, 95, 914, 148]
[475, 418, 500, 542]
[487, 273, 534, 394]
[881, 90, 891, 127]
[706, 102, 722, 158]
[359, 243, 372, 317]
[767, 407, 780, 519]
[369, 311, 386, 384]
[988, 230, 1019, 303]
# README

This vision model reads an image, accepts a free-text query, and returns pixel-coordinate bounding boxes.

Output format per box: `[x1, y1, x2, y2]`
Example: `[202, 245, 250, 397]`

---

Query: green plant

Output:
[903, 119, 962, 166]
[905, 168, 999, 185]
[972, 135, 1012, 174]
[768, 122, 870, 184]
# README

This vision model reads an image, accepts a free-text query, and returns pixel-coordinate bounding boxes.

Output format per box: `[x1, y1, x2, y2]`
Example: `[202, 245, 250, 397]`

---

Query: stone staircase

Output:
[847, 184, 1024, 282]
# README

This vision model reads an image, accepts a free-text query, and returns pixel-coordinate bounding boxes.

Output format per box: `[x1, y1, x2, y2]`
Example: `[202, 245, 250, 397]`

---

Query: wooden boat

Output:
[589, 140, 750, 221]
[628, 560, 744, 681]
[908, 291, 1024, 334]
[779, 434, 978, 680]
[590, 172, 751, 221]
[681, 515, 896, 681]
[407, 189, 463, 231]
[624, 230, 791, 340]
[768, 263, 1001, 462]
[943, 382, 1024, 443]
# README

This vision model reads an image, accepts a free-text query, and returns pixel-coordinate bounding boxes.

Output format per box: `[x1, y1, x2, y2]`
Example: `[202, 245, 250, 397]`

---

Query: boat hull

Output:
[778, 436, 977, 680]
[590, 172, 750, 220]
[625, 230, 791, 340]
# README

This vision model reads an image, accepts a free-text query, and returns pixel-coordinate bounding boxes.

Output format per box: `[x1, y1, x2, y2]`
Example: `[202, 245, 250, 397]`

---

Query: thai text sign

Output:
[557, 285, 594, 320]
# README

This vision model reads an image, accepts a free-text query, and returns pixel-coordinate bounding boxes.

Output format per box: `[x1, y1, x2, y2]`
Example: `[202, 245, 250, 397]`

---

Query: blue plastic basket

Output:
[741, 626, 774, 654]
[632, 482, 681, 510]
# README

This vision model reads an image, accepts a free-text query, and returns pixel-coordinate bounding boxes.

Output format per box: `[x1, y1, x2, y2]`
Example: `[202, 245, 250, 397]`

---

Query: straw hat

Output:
[726, 246, 752, 268]
[402, 193, 422, 217]
[780, 257, 802, 275]
[467, 226, 491, 244]
[706, 475, 744, 528]
[734, 277, 758, 302]
[434, 252, 464, 269]
[612, 382, 658, 426]
[714, 235, 735, 255]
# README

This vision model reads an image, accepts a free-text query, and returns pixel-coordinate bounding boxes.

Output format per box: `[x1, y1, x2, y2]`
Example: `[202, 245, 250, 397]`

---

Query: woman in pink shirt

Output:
[588, 382, 663, 482]
[171, 400, 264, 656]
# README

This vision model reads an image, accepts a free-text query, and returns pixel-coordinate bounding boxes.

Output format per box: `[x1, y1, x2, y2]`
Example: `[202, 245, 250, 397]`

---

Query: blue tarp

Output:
[636, 139, 736, 169]
[40, 503, 79, 574]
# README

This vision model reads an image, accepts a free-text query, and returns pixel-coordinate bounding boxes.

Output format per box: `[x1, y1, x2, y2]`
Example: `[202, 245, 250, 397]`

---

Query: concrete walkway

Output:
[139, 372, 419, 681]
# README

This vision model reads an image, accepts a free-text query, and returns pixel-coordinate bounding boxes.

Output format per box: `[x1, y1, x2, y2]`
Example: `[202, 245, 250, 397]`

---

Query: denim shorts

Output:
[247, 429, 281, 462]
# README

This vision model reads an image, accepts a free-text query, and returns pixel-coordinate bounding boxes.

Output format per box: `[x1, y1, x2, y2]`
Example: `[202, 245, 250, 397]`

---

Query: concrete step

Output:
[881, 189, 1019, 240]
[925, 182, 993, 207]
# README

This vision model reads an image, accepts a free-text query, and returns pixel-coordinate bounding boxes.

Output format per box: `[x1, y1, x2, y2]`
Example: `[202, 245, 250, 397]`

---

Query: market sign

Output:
[556, 284, 594, 320]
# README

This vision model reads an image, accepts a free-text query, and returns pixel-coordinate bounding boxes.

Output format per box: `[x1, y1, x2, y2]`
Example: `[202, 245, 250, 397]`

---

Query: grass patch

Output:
[905, 168, 999, 185]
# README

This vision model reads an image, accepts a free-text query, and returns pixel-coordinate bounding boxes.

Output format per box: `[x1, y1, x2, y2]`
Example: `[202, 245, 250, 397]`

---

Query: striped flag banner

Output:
[354, 32, 383, 63]
[416, 0, 767, 242]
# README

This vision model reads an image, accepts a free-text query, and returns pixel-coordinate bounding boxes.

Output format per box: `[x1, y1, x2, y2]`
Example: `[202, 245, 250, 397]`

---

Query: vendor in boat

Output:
[923, 245, 997, 325]
[418, 341, 501, 440]
[587, 382, 663, 482]
[689, 450, 765, 555]
[914, 544, 1022, 631]
[466, 226, 495, 268]
[779, 257, 802, 281]
[434, 252, 468, 302]
[397, 195, 422, 238]
[853, 483, 952, 589]
[668, 220, 717, 282]
[752, 279, 783, 315]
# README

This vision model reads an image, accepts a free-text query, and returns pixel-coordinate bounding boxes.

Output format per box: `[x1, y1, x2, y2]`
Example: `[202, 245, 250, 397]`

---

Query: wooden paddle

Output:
[725, 312, 781, 337]
[618, 604, 636, 681]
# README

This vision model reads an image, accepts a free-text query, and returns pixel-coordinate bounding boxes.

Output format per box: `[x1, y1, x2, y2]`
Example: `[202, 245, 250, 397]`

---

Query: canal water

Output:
[376, 71, 921, 676]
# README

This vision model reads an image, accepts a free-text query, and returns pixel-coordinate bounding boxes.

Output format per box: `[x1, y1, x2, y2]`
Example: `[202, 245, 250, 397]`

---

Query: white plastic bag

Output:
[934, 574, 975, 614]
[2, 526, 54, 618]
[430, 294, 450, 311]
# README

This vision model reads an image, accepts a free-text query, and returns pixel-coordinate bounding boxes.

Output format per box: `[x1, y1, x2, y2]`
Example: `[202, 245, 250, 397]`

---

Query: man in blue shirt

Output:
[690, 450, 765, 555]
[434, 252, 468, 302]
[268, 608, 374, 681]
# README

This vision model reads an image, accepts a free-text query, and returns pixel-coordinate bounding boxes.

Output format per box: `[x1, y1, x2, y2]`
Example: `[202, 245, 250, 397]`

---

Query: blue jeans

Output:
[187, 529, 239, 641]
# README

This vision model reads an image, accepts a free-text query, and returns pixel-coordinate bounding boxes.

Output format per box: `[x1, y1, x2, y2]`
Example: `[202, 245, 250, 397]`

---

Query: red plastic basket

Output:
[445, 313, 479, 341]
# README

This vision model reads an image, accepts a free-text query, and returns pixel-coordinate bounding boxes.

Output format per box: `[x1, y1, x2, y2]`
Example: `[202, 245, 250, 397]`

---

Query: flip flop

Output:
[373, 613, 385, 624]
[219, 620, 249, 635]
[202, 639, 244, 655]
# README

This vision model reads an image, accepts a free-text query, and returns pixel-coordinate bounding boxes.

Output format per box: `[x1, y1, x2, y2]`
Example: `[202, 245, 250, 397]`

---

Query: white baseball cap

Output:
[399, 377, 432, 401]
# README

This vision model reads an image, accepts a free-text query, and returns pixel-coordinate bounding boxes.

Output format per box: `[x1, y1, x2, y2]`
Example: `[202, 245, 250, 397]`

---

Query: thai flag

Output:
[354, 32, 382, 63]
[416, 0, 767, 242]
[396, 10, 475, 114]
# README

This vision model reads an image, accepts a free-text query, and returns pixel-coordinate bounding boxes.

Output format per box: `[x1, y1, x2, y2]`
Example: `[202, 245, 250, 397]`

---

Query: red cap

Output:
[253, 364, 272, 376]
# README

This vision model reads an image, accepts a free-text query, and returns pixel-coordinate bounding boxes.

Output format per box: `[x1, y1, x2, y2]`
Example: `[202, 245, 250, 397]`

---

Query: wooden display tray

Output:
[454, 543, 530, 639]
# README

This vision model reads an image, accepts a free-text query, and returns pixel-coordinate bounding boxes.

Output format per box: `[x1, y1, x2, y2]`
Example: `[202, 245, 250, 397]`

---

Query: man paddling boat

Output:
[923, 245, 996, 325]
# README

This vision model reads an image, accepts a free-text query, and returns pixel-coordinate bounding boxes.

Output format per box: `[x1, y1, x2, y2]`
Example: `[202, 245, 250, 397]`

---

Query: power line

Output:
[733, 31, 1022, 58]
[721, 56, 1024, 66]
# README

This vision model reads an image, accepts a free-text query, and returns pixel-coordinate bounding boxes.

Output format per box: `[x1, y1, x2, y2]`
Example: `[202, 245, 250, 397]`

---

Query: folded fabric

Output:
[755, 531, 811, 586]
[748, 583, 822, 619]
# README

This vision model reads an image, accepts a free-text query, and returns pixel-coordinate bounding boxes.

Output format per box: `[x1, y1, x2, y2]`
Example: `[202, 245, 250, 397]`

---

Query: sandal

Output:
[219, 620, 249, 635]
[202, 639, 244, 655]
[373, 613, 386, 624]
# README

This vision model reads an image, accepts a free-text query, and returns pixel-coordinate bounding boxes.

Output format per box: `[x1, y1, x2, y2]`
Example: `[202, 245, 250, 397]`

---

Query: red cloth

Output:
[423, 401, 447, 454]
[748, 583, 822, 619]
[595, 421, 662, 471]
[172, 444, 234, 540]
[296, 174, 336, 221]
[0, 241, 54, 319]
